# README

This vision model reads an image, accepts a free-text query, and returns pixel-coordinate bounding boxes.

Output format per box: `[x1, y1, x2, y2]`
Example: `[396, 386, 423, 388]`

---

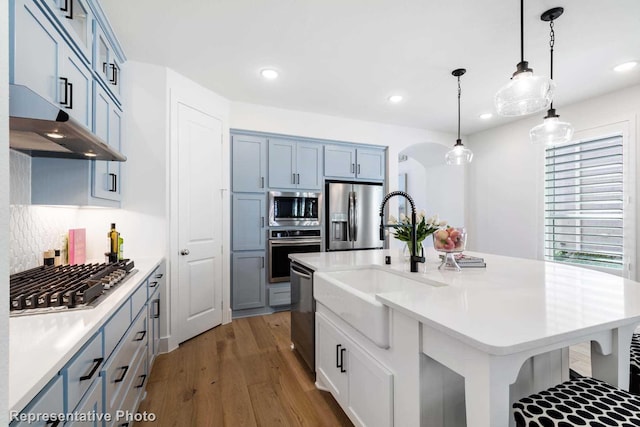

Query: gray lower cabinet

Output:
[11, 376, 63, 427]
[232, 251, 266, 310]
[232, 194, 266, 250]
[232, 134, 267, 192]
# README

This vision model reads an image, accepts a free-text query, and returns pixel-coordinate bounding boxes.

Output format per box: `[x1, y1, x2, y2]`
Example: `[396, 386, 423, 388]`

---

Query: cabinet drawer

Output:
[131, 282, 147, 319]
[11, 376, 63, 427]
[104, 300, 131, 360]
[269, 287, 291, 306]
[111, 347, 147, 427]
[148, 265, 163, 297]
[63, 331, 103, 414]
[103, 309, 147, 417]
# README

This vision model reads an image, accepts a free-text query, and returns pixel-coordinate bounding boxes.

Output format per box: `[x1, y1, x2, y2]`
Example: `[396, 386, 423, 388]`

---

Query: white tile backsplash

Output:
[9, 205, 78, 273]
[9, 150, 80, 273]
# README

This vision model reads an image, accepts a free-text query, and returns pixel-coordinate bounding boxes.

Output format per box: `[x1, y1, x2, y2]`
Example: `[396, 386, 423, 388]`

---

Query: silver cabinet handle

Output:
[261, 257, 265, 268]
[261, 177, 264, 188]
[261, 217, 265, 228]
[180, 249, 190, 256]
[357, 164, 361, 175]
[292, 173, 296, 184]
[297, 173, 300, 184]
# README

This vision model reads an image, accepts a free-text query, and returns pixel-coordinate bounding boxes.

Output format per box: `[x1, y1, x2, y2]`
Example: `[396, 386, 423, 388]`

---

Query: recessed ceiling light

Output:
[388, 95, 403, 103]
[260, 69, 279, 79]
[479, 113, 493, 120]
[614, 61, 638, 72]
[45, 132, 64, 139]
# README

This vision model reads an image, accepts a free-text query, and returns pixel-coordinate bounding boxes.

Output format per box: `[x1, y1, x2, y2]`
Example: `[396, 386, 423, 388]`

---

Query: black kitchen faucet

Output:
[379, 191, 425, 273]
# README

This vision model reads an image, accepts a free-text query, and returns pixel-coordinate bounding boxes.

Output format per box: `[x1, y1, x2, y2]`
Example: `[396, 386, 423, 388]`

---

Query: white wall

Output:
[399, 143, 465, 227]
[466, 85, 640, 272]
[1, 2, 10, 424]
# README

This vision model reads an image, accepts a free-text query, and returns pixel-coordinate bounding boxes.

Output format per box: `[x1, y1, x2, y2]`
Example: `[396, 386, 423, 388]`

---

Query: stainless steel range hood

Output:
[9, 84, 126, 162]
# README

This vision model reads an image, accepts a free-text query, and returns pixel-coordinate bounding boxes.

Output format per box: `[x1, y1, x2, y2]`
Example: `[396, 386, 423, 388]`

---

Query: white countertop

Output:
[292, 249, 640, 355]
[9, 257, 163, 413]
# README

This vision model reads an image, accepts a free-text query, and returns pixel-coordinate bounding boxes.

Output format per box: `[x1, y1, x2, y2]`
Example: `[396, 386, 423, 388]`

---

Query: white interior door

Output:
[177, 102, 223, 343]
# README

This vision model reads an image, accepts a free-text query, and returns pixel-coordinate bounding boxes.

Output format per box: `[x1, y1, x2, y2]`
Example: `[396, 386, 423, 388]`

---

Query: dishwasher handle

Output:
[291, 265, 312, 280]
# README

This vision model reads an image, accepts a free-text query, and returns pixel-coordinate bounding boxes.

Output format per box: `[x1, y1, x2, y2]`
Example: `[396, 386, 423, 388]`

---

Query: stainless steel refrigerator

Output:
[326, 181, 384, 251]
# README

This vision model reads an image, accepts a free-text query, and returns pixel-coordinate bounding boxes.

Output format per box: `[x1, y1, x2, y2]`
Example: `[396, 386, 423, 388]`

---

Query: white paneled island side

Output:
[290, 249, 640, 427]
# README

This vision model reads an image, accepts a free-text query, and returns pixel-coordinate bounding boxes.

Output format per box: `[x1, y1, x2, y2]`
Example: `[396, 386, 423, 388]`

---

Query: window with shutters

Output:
[544, 134, 626, 272]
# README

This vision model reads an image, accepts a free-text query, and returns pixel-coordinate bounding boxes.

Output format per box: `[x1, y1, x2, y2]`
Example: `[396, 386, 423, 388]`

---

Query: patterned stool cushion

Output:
[632, 333, 640, 395]
[513, 376, 640, 426]
[631, 334, 640, 371]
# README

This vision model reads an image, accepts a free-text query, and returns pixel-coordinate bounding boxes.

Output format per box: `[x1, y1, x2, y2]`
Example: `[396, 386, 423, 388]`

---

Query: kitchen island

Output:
[291, 249, 640, 427]
[9, 257, 164, 419]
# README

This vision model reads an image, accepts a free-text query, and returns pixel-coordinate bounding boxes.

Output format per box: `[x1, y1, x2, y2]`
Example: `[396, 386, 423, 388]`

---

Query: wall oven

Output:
[268, 229, 322, 283]
[269, 191, 322, 227]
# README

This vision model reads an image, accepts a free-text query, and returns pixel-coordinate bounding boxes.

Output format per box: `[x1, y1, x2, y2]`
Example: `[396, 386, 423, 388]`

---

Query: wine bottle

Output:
[108, 223, 119, 263]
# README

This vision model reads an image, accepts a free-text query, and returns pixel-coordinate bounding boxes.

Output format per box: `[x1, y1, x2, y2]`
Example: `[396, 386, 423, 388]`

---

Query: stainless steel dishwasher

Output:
[290, 261, 315, 374]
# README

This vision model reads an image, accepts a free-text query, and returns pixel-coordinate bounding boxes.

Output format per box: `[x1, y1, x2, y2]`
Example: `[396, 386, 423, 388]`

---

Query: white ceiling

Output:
[100, 0, 640, 135]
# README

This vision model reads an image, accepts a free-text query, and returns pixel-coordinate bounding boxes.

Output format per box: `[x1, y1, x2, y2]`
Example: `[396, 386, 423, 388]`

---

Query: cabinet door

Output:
[356, 148, 385, 181]
[296, 142, 323, 189]
[268, 139, 297, 189]
[232, 251, 266, 310]
[46, 0, 93, 61]
[12, 376, 63, 427]
[12, 0, 61, 105]
[345, 341, 394, 427]
[67, 375, 103, 426]
[232, 194, 266, 250]
[60, 43, 93, 128]
[92, 85, 122, 201]
[232, 134, 267, 192]
[316, 313, 349, 406]
[324, 145, 356, 178]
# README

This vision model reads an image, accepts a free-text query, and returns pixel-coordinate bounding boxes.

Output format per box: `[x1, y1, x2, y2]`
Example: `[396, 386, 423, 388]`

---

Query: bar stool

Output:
[513, 376, 640, 426]
[631, 333, 640, 395]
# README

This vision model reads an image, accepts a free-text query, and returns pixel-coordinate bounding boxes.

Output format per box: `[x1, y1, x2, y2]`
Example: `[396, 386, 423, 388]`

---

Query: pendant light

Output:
[529, 7, 574, 145]
[494, 0, 554, 116]
[446, 69, 473, 165]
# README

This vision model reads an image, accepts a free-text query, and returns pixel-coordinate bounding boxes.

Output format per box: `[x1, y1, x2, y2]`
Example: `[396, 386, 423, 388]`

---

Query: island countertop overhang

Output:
[291, 249, 640, 355]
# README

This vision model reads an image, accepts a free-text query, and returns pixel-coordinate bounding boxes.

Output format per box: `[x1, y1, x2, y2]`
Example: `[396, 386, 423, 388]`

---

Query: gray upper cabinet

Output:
[92, 84, 122, 202]
[232, 134, 267, 192]
[232, 194, 266, 251]
[324, 145, 356, 178]
[355, 148, 385, 181]
[12, 0, 66, 107]
[268, 139, 322, 190]
[324, 145, 385, 181]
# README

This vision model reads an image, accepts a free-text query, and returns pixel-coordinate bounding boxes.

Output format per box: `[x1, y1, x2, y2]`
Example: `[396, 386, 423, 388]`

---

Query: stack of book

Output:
[440, 253, 486, 268]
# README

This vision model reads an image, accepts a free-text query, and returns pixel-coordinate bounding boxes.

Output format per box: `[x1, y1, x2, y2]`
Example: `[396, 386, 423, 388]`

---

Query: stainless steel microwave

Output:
[268, 191, 322, 227]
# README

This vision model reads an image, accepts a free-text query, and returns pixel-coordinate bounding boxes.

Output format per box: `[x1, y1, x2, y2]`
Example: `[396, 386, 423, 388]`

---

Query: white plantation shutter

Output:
[544, 135, 624, 270]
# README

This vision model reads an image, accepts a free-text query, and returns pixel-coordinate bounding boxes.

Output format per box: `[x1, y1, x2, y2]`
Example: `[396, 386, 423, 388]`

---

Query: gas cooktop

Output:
[9, 260, 136, 316]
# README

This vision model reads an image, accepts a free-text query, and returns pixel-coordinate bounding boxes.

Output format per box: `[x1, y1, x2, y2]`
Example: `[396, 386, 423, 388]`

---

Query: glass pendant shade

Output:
[529, 116, 574, 146]
[495, 71, 555, 116]
[445, 142, 473, 165]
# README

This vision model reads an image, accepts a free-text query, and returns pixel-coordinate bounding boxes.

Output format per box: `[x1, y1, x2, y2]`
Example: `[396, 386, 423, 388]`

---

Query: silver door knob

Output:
[180, 249, 190, 256]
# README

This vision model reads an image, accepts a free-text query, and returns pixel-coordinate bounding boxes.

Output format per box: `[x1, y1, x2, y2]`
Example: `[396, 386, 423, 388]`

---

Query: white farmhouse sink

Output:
[314, 267, 443, 348]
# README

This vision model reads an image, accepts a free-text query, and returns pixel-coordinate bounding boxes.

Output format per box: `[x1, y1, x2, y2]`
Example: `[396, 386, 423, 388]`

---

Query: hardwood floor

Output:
[134, 312, 353, 427]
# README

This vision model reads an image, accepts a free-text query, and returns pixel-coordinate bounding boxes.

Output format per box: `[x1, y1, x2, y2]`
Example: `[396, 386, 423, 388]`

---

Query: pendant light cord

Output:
[520, 0, 525, 63]
[549, 19, 555, 109]
[457, 75, 461, 141]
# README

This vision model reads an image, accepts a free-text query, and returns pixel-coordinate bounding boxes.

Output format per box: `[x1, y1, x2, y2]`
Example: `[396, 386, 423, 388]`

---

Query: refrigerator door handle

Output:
[347, 192, 354, 242]
[352, 191, 358, 241]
